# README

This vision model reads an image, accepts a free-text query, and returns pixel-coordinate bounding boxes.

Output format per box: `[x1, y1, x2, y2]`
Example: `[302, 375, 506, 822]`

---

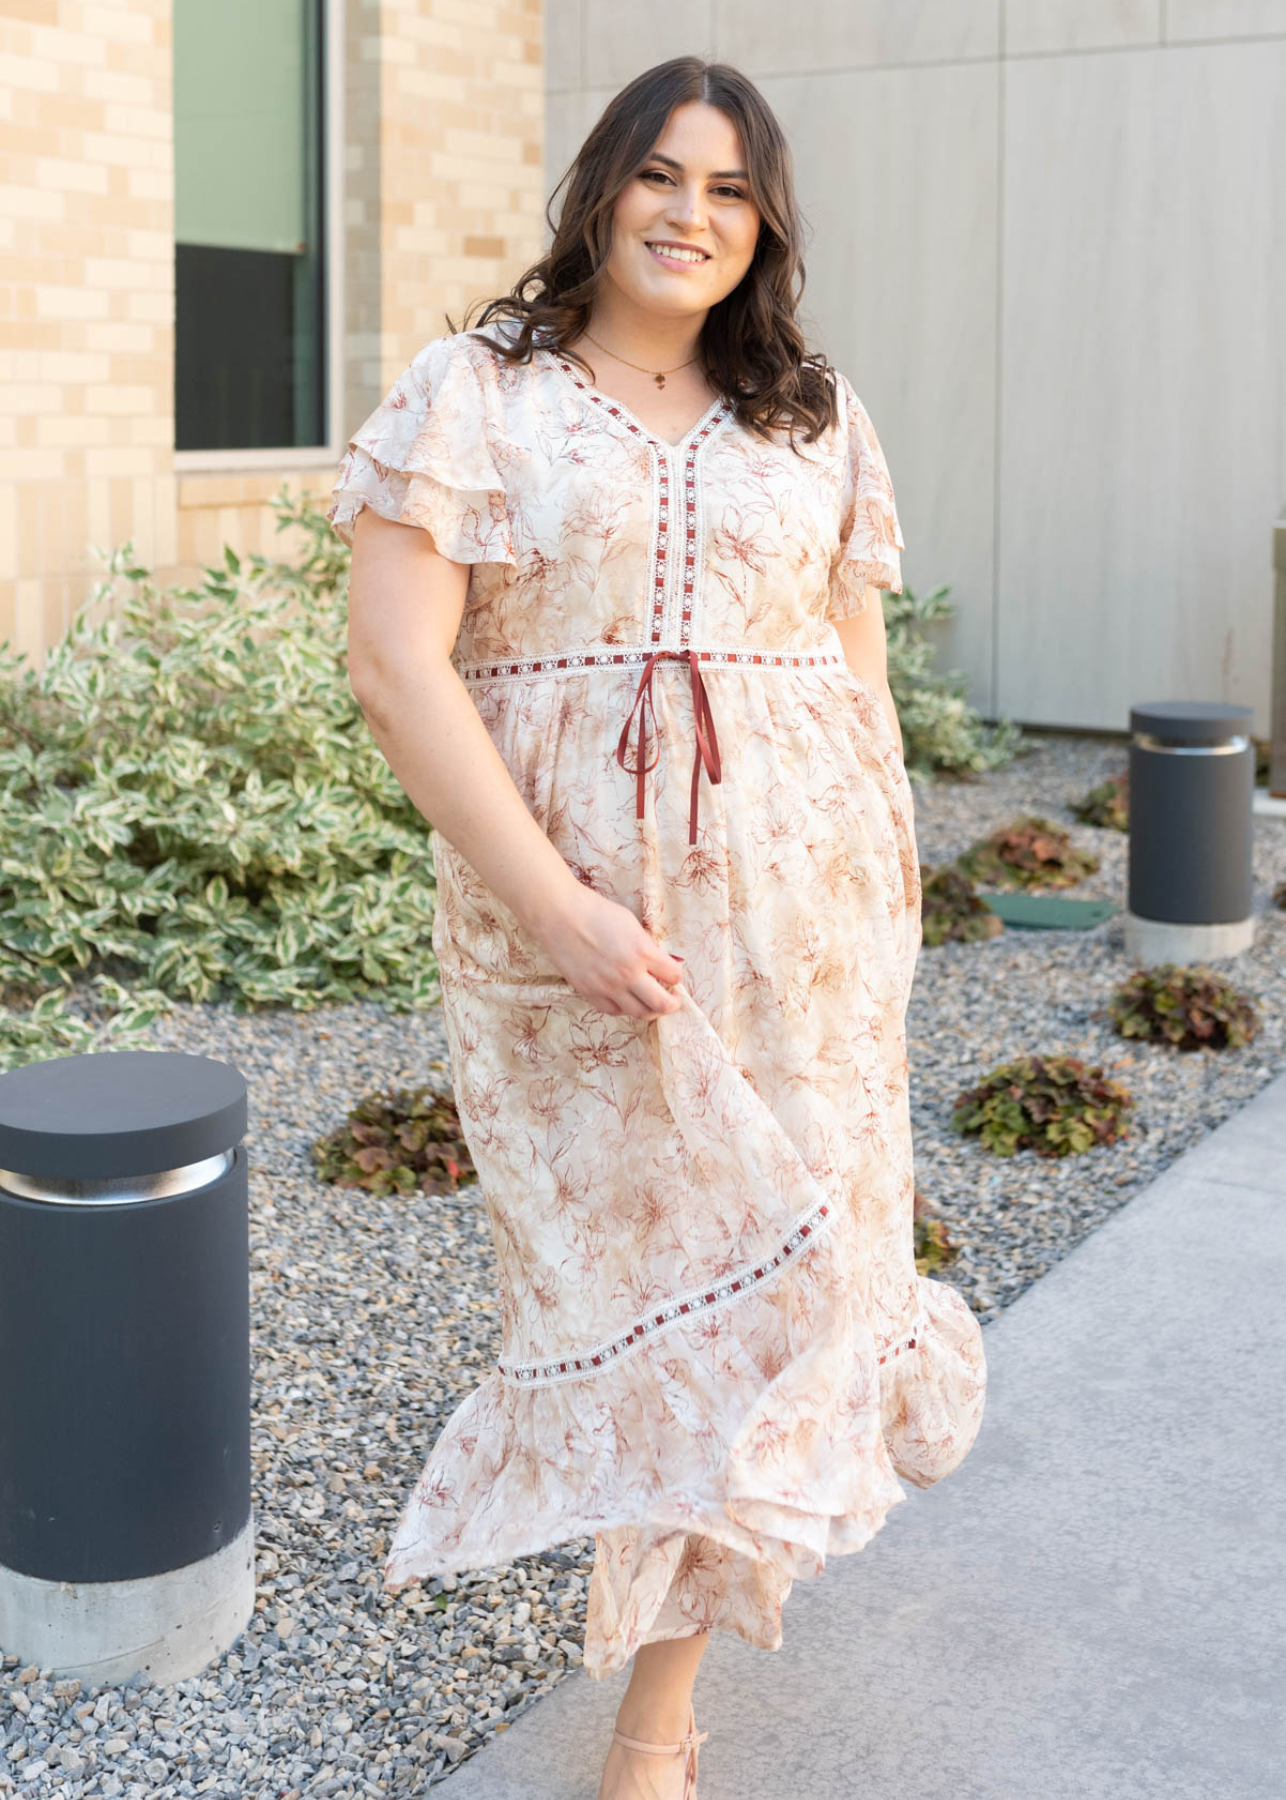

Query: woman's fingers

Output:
[630, 970, 682, 1016]
[649, 947, 685, 983]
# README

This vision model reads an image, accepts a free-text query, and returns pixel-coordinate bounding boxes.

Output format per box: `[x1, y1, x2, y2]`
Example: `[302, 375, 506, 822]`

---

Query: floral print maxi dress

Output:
[326, 322, 987, 1680]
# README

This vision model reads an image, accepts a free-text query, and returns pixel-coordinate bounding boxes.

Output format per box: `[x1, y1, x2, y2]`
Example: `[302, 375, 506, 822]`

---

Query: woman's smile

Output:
[644, 239, 712, 272]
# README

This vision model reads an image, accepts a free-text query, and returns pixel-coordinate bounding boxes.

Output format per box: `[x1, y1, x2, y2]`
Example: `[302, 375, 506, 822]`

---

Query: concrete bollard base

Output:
[1123, 909, 1255, 964]
[0, 1510, 255, 1686]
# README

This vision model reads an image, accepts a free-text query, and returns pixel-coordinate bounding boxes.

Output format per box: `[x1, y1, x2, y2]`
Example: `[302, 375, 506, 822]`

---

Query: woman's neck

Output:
[572, 299, 706, 378]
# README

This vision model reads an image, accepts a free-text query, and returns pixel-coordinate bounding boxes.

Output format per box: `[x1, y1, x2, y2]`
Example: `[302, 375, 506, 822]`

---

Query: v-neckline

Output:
[538, 346, 731, 453]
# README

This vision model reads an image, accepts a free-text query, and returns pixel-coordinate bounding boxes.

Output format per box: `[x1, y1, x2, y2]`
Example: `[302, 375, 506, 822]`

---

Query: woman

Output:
[328, 55, 986, 1800]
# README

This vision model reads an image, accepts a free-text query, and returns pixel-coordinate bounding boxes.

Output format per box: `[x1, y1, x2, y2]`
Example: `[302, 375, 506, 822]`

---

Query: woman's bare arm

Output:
[832, 585, 904, 756]
[344, 509, 683, 1018]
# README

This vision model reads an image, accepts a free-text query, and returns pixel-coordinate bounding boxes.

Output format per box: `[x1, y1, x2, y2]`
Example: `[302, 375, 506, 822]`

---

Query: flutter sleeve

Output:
[826, 372, 905, 620]
[325, 333, 517, 565]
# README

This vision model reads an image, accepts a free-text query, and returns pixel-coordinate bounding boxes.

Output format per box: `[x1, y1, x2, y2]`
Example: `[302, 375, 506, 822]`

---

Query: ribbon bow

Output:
[614, 649, 723, 845]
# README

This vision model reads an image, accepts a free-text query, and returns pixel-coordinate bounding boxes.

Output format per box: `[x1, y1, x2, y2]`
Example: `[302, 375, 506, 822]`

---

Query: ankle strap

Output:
[611, 1724, 709, 1755]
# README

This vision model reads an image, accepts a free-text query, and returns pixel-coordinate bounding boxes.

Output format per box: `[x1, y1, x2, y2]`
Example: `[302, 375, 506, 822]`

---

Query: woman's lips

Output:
[645, 242, 710, 272]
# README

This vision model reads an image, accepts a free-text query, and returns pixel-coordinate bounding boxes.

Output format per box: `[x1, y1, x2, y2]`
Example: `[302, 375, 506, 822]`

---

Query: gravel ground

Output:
[2, 729, 1283, 1799]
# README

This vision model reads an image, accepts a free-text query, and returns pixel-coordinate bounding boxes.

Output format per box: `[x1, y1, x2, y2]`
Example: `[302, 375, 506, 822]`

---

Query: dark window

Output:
[174, 0, 327, 452]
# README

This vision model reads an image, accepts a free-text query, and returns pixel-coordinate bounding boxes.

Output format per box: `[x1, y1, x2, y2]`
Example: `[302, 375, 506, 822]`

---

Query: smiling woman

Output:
[328, 51, 984, 1800]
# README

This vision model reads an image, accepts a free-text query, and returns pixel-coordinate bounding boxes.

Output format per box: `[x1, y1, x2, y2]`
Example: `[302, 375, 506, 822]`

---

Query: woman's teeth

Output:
[646, 243, 708, 267]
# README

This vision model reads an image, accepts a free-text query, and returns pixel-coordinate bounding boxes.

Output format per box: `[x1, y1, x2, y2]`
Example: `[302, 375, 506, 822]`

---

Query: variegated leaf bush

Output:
[0, 488, 439, 1072]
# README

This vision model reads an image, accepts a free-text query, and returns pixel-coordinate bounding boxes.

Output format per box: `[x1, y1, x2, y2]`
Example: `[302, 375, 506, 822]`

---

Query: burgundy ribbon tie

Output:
[615, 649, 723, 844]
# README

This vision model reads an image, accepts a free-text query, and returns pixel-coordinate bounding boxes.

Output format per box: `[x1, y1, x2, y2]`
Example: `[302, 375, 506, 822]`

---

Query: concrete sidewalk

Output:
[443, 1071, 1286, 1800]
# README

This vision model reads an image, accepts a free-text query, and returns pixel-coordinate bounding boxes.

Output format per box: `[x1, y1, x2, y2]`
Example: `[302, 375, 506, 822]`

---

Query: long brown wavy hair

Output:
[445, 56, 842, 449]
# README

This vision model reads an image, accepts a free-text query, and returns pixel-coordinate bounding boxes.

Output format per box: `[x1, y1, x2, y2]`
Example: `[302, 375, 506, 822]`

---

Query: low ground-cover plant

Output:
[1104, 964, 1260, 1052]
[951, 1053, 1135, 1157]
[913, 1190, 962, 1274]
[1071, 769, 1129, 831]
[955, 814, 1100, 891]
[311, 1081, 476, 1197]
[919, 863, 1006, 947]
[0, 489, 440, 1071]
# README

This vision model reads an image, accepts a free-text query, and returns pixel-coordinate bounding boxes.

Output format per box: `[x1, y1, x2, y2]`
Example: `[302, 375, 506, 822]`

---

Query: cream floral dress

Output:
[326, 320, 987, 1680]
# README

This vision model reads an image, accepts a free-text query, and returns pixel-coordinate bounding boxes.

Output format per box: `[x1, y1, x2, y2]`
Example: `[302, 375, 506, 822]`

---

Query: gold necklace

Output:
[581, 329, 700, 390]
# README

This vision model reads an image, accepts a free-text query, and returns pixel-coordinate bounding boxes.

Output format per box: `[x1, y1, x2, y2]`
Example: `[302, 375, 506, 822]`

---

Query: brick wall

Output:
[0, 0, 545, 672]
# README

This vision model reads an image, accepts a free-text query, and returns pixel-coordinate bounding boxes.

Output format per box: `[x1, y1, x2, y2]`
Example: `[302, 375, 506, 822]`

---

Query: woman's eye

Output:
[640, 170, 746, 199]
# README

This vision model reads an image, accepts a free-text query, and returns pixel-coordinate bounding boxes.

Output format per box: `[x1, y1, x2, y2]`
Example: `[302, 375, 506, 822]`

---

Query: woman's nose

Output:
[668, 190, 706, 227]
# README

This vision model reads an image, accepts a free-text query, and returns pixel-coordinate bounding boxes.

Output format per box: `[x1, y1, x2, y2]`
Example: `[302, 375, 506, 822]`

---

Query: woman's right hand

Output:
[537, 885, 685, 1021]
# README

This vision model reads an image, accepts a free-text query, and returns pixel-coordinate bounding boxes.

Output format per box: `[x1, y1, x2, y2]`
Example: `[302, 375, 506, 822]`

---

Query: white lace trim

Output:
[457, 645, 847, 683]
[496, 1195, 928, 1390]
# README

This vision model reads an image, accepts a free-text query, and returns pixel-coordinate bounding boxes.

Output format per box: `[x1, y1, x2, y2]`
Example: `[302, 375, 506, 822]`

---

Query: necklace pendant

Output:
[654, 372, 666, 388]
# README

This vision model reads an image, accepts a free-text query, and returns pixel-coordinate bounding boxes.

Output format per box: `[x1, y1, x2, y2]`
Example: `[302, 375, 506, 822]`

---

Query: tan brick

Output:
[77, 7, 157, 50]
[81, 65, 160, 106]
[462, 234, 507, 259]
[9, 3, 68, 32]
[0, 50, 58, 91]
[35, 92, 107, 131]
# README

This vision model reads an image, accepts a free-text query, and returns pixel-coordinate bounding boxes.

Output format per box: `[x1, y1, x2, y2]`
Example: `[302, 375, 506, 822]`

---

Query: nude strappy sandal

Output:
[607, 1703, 710, 1799]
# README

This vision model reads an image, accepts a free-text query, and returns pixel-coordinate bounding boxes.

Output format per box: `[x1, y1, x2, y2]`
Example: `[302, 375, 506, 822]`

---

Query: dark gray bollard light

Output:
[0, 1050, 252, 1685]
[1125, 700, 1256, 963]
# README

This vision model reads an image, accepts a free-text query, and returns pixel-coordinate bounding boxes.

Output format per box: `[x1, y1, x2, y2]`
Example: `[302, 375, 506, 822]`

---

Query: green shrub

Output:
[1070, 770, 1129, 831]
[955, 813, 1100, 891]
[311, 1081, 475, 1197]
[1105, 964, 1260, 1052]
[951, 1053, 1135, 1157]
[919, 863, 1006, 947]
[882, 583, 1027, 784]
[0, 488, 440, 1071]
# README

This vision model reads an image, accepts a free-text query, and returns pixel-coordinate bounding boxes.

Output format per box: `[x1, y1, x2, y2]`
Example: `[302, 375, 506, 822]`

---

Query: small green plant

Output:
[1251, 735, 1271, 785]
[955, 814, 1100, 891]
[951, 1053, 1134, 1157]
[1105, 964, 1260, 1052]
[919, 864, 1006, 947]
[881, 582, 1027, 784]
[913, 1190, 960, 1273]
[1070, 769, 1129, 831]
[311, 1081, 475, 1197]
[1273, 877, 1286, 911]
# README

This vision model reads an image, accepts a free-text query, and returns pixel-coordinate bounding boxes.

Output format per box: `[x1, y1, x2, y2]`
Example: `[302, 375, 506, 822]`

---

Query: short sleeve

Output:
[325, 334, 517, 565]
[826, 373, 905, 620]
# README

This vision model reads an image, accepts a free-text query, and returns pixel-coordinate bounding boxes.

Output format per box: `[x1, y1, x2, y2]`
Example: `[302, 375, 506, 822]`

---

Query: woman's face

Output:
[606, 101, 761, 321]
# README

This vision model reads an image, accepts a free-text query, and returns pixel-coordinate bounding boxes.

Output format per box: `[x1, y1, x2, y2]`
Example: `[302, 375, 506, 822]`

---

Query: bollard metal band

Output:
[1132, 732, 1250, 755]
[0, 1149, 235, 1206]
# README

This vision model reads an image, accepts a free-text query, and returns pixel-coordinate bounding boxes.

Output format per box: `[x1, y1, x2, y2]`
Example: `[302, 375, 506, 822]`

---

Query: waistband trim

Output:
[458, 646, 846, 682]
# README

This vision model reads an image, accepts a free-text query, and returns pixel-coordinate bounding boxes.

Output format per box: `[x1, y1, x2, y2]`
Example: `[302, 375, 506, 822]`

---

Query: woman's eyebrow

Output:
[648, 151, 749, 180]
